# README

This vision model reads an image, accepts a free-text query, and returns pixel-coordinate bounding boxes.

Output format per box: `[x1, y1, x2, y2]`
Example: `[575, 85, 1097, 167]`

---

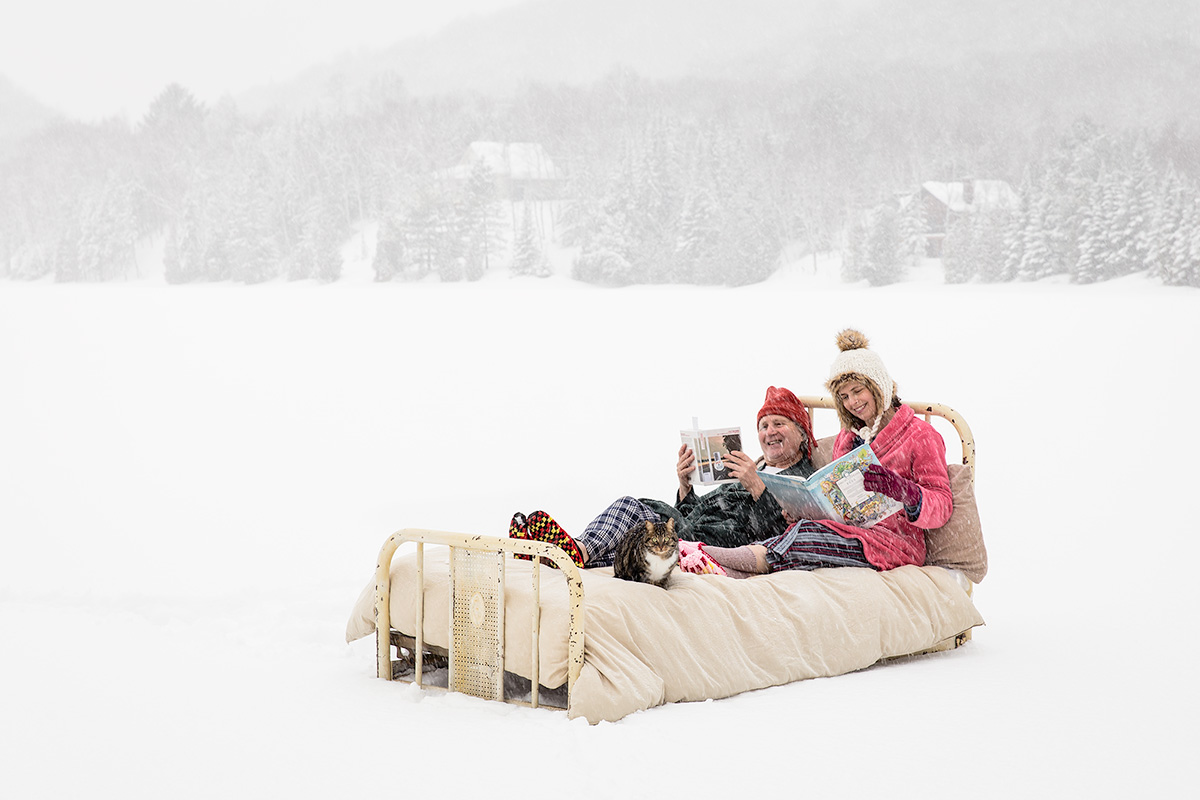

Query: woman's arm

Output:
[905, 436, 953, 530]
[873, 426, 952, 530]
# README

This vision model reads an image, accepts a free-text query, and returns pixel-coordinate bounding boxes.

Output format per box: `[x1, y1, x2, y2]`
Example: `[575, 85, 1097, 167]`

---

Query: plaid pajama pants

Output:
[576, 496, 660, 568]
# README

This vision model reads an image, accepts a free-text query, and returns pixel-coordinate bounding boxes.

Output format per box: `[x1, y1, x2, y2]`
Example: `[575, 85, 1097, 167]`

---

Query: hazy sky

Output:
[0, 0, 530, 122]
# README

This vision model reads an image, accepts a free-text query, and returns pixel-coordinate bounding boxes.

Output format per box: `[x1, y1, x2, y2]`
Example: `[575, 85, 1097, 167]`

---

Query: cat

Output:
[612, 518, 679, 589]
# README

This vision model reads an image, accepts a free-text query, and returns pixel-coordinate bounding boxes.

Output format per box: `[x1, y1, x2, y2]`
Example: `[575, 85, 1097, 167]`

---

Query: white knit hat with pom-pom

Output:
[825, 329, 895, 439]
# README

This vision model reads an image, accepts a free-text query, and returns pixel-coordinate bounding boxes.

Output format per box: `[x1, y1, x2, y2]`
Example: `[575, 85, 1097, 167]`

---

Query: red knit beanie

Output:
[756, 386, 814, 459]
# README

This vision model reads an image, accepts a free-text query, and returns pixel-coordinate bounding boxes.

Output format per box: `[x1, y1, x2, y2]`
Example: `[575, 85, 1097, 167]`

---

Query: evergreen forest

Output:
[2, 68, 1199, 288]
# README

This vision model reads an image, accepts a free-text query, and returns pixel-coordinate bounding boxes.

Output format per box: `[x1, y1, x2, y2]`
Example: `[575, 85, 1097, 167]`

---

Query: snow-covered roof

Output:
[922, 180, 1020, 213]
[447, 142, 562, 181]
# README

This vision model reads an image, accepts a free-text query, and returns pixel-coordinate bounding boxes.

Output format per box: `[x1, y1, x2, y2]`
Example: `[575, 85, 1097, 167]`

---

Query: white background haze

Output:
[0, 0, 527, 120]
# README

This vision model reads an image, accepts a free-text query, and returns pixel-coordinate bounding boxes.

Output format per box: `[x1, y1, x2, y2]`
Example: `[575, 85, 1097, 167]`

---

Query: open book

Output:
[757, 444, 903, 528]
[680, 425, 742, 486]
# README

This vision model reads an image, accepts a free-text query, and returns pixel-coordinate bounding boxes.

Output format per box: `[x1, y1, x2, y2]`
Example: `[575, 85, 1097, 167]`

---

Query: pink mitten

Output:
[862, 464, 923, 508]
[678, 540, 727, 576]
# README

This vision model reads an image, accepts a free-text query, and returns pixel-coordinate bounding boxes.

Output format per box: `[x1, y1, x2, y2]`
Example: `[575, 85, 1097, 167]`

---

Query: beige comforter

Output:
[346, 548, 984, 724]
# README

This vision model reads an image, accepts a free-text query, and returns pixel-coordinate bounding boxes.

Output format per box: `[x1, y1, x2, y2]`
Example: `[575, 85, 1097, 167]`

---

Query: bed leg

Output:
[531, 559, 541, 709]
[375, 532, 404, 681]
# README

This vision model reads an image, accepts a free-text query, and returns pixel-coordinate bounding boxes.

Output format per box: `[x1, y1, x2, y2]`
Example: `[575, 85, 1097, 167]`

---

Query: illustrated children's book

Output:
[680, 423, 742, 486]
[757, 444, 903, 528]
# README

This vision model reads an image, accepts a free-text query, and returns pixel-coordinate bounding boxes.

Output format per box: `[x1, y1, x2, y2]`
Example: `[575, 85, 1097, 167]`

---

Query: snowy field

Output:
[2, 259, 1197, 799]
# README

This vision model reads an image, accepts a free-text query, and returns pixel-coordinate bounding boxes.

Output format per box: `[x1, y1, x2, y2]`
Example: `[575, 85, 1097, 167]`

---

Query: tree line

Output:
[847, 120, 1200, 288]
[1, 69, 1198, 287]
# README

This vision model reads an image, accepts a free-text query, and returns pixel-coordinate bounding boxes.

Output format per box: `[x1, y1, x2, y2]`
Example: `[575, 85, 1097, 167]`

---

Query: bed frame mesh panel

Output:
[448, 547, 505, 701]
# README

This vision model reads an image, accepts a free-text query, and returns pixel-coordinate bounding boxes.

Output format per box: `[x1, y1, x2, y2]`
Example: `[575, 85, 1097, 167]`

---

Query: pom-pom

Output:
[836, 329, 869, 352]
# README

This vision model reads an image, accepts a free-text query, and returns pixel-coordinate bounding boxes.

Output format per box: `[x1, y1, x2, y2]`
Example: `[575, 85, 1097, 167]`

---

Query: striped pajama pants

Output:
[758, 520, 876, 572]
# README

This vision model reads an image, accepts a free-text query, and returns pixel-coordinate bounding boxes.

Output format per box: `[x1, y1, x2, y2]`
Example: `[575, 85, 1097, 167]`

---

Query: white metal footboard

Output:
[375, 529, 585, 709]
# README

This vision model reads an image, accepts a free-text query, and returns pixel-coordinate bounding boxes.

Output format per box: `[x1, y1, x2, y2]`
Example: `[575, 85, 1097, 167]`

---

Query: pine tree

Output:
[721, 198, 777, 286]
[136, 84, 207, 234]
[1121, 137, 1157, 277]
[1184, 202, 1200, 288]
[402, 183, 460, 281]
[164, 191, 207, 284]
[76, 177, 138, 280]
[1164, 186, 1198, 286]
[225, 159, 282, 284]
[634, 128, 683, 282]
[998, 211, 1023, 283]
[1072, 182, 1107, 284]
[1145, 171, 1182, 282]
[896, 192, 927, 269]
[842, 213, 869, 284]
[51, 219, 82, 282]
[288, 194, 344, 282]
[457, 160, 503, 281]
[573, 196, 635, 285]
[373, 212, 408, 281]
[863, 205, 902, 286]
[676, 186, 721, 283]
[558, 167, 603, 250]
[1017, 177, 1058, 281]
[161, 224, 182, 284]
[511, 203, 551, 277]
[942, 211, 974, 284]
[973, 210, 1011, 283]
[1094, 167, 1126, 280]
[1001, 171, 1033, 282]
[1188, 204, 1200, 288]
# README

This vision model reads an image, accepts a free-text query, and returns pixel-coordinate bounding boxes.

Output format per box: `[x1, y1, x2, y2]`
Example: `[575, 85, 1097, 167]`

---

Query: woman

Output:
[702, 329, 953, 578]
[511, 386, 815, 568]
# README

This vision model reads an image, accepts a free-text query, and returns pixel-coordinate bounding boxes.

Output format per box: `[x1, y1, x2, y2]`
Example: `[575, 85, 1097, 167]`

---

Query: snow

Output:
[2, 260, 1197, 799]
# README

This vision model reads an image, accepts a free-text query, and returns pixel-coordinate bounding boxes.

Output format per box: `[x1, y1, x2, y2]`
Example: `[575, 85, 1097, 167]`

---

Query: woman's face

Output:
[837, 381, 878, 423]
[758, 414, 805, 468]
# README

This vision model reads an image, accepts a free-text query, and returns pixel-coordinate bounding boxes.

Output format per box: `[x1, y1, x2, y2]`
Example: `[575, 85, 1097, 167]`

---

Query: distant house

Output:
[916, 179, 1021, 256]
[443, 141, 565, 202]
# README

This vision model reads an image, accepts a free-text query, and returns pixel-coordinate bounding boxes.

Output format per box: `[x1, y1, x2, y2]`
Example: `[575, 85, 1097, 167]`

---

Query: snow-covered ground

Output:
[2, 258, 1196, 799]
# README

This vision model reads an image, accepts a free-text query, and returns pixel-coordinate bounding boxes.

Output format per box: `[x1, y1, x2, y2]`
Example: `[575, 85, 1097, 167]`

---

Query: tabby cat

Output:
[612, 518, 679, 589]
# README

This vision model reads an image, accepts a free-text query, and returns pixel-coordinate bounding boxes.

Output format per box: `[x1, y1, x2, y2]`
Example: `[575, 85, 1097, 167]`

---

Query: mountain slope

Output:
[0, 75, 62, 157]
[236, 0, 1200, 122]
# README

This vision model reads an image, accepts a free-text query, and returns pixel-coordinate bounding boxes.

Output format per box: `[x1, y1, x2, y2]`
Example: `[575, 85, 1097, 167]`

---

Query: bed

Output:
[345, 397, 987, 724]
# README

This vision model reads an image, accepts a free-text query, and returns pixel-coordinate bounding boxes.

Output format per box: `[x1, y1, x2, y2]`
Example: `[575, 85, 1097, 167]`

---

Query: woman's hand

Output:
[862, 464, 922, 507]
[725, 450, 765, 500]
[676, 444, 695, 501]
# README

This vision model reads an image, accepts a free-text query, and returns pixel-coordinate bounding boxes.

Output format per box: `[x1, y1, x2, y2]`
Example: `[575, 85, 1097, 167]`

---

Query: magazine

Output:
[680, 424, 742, 486]
[757, 444, 903, 528]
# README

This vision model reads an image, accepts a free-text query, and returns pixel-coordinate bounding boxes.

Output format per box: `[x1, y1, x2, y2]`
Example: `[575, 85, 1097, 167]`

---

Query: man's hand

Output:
[676, 444, 695, 501]
[725, 450, 765, 500]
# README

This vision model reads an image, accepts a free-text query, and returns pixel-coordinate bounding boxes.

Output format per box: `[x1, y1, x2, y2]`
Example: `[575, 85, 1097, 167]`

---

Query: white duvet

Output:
[346, 548, 984, 723]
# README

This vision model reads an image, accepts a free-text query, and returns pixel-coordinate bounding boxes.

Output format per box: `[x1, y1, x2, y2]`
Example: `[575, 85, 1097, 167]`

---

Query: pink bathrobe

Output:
[821, 404, 953, 570]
